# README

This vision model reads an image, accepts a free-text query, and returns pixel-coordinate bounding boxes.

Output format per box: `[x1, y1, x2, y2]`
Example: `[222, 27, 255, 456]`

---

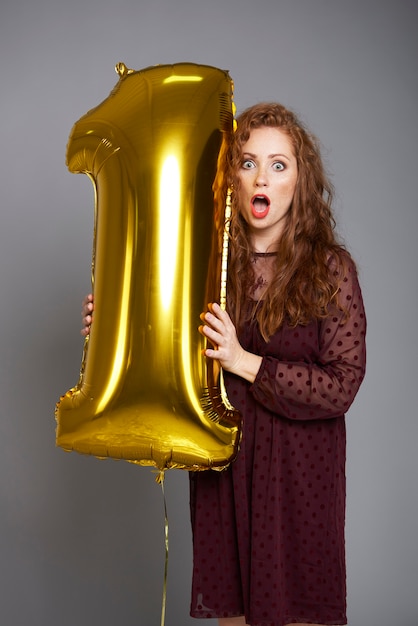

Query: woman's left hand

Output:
[199, 303, 262, 383]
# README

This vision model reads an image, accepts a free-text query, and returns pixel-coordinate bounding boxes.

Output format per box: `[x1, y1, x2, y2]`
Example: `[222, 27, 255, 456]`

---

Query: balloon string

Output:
[156, 470, 169, 626]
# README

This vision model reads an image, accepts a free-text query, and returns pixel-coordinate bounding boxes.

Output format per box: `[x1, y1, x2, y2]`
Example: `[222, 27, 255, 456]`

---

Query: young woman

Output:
[190, 103, 366, 626]
[82, 103, 366, 626]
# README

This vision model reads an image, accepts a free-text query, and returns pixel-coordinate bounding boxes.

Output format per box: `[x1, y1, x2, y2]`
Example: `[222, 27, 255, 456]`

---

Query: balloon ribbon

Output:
[155, 470, 169, 626]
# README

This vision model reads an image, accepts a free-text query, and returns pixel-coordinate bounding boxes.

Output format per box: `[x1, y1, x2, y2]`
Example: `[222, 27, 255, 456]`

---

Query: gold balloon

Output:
[55, 62, 241, 471]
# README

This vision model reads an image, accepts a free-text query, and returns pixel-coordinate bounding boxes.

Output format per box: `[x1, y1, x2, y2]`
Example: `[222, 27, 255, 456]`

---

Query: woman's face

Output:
[237, 126, 298, 251]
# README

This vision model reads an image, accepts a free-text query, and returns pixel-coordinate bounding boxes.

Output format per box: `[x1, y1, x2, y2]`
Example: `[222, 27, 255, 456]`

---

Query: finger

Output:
[81, 302, 93, 318]
[199, 324, 219, 350]
[207, 302, 223, 319]
[82, 293, 93, 305]
[204, 347, 223, 361]
[208, 303, 234, 332]
[203, 311, 227, 336]
[82, 293, 94, 310]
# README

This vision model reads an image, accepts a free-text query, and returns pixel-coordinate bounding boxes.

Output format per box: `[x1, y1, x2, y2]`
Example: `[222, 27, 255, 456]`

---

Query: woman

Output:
[82, 103, 366, 626]
[190, 103, 366, 626]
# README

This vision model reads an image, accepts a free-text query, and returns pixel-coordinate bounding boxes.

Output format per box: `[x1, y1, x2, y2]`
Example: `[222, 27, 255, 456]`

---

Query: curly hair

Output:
[214, 102, 351, 341]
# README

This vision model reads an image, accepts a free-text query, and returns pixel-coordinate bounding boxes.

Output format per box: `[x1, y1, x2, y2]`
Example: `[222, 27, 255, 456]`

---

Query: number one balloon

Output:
[55, 63, 241, 470]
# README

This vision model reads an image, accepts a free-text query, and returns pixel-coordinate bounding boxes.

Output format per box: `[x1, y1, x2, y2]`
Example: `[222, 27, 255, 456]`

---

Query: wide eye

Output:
[273, 161, 285, 171]
[241, 159, 255, 169]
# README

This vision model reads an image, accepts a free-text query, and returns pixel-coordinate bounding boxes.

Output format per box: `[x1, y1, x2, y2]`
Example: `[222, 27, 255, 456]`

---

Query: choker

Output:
[252, 251, 278, 257]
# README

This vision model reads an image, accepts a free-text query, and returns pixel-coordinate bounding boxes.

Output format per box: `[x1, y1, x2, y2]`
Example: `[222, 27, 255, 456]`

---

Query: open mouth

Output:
[251, 194, 270, 219]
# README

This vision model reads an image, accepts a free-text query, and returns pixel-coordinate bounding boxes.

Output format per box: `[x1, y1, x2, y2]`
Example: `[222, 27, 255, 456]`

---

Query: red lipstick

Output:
[251, 194, 270, 219]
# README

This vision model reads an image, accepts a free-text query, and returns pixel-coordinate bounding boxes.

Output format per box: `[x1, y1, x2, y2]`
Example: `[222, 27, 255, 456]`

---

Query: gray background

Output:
[1, 0, 417, 624]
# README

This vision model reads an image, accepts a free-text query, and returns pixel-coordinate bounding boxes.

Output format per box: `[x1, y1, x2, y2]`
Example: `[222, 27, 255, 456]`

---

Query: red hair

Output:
[214, 102, 351, 340]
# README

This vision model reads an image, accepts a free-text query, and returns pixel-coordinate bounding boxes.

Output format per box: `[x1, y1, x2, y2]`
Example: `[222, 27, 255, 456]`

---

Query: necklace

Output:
[252, 251, 278, 257]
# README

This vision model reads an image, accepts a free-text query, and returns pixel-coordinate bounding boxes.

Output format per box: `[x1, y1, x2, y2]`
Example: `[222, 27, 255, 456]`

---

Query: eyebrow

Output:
[242, 152, 292, 161]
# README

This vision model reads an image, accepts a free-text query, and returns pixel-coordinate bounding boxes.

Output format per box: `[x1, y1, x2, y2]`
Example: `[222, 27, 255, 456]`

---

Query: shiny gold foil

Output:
[55, 62, 241, 470]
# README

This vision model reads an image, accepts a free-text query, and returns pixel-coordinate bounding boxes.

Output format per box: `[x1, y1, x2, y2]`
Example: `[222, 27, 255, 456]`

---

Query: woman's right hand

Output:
[81, 293, 94, 336]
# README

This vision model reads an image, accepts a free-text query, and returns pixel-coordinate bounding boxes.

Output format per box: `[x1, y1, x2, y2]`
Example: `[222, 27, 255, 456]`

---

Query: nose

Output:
[255, 167, 268, 187]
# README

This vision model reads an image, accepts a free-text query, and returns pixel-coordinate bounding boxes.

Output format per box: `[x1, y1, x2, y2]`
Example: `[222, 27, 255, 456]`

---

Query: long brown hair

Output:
[215, 102, 351, 341]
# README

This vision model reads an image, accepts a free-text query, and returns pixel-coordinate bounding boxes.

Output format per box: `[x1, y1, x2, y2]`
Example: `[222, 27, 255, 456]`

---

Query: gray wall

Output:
[1, 1, 417, 624]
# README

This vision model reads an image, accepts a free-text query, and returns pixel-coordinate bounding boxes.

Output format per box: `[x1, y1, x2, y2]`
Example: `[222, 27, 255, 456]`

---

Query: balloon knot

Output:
[154, 469, 166, 485]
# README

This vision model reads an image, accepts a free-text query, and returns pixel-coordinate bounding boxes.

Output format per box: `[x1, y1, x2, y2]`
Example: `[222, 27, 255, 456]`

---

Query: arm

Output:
[251, 262, 366, 420]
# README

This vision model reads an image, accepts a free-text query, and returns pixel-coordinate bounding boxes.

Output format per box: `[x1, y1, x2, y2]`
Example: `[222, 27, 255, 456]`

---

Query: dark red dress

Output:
[189, 256, 366, 626]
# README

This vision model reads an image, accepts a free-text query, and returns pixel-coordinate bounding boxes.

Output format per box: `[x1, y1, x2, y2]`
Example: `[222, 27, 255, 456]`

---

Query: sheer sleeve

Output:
[250, 259, 366, 421]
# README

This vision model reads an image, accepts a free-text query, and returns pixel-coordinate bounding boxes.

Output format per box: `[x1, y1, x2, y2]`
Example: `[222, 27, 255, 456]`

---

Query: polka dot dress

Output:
[189, 256, 366, 626]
